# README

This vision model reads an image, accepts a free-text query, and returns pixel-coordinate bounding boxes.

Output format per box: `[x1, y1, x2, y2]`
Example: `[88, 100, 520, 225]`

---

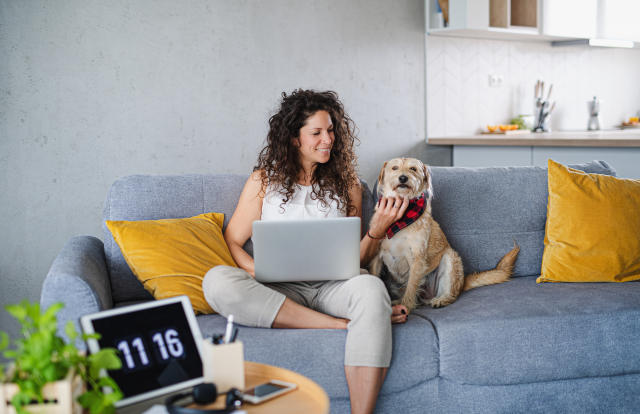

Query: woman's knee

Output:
[202, 265, 249, 310]
[345, 275, 391, 314]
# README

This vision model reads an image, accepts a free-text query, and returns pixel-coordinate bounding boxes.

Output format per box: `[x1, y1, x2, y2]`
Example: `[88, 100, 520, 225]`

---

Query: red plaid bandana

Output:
[386, 193, 427, 239]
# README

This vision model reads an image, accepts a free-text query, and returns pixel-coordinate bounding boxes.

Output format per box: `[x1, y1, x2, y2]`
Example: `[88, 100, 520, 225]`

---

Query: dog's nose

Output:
[399, 175, 408, 184]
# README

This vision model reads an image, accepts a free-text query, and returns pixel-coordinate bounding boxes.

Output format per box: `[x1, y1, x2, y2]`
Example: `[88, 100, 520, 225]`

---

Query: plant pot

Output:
[0, 370, 83, 414]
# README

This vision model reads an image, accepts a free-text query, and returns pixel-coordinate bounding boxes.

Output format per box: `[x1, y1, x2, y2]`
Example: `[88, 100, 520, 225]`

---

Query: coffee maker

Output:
[587, 96, 600, 131]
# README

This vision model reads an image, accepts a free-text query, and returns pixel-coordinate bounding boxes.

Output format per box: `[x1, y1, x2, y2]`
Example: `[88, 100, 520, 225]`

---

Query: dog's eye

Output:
[391, 166, 399, 170]
[410, 167, 417, 171]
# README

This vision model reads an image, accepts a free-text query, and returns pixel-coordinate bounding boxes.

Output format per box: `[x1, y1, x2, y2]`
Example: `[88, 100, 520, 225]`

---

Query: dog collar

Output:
[386, 193, 427, 239]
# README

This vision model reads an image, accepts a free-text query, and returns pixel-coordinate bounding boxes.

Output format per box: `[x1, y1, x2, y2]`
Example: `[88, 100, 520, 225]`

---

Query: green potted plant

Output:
[0, 300, 123, 414]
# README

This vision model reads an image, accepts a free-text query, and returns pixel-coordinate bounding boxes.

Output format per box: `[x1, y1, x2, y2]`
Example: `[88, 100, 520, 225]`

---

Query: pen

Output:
[229, 326, 238, 343]
[223, 314, 234, 343]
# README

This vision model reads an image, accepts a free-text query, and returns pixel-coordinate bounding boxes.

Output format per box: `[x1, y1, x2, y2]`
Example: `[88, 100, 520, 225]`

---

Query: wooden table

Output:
[200, 361, 329, 414]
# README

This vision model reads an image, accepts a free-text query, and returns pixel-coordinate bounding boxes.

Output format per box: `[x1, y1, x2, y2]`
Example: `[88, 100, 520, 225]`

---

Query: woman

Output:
[203, 89, 409, 414]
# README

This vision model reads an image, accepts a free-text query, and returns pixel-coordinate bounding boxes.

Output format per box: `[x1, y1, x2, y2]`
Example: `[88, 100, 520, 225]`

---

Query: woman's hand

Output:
[368, 196, 409, 239]
[391, 304, 408, 324]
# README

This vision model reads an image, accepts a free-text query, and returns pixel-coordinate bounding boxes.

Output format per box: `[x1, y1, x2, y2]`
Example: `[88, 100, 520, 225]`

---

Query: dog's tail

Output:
[463, 242, 520, 292]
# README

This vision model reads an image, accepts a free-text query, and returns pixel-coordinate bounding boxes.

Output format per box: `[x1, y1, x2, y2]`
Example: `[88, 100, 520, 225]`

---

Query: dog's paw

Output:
[429, 296, 455, 308]
[400, 298, 417, 312]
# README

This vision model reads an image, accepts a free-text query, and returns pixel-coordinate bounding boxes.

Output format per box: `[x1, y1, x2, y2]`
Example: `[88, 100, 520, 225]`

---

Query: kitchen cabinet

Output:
[545, 0, 640, 44]
[427, 0, 640, 44]
[452, 146, 640, 178]
[597, 0, 640, 42]
[426, 0, 567, 41]
[541, 0, 597, 38]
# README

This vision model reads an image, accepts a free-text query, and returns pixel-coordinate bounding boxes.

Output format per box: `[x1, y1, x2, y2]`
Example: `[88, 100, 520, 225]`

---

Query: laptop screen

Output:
[81, 296, 204, 407]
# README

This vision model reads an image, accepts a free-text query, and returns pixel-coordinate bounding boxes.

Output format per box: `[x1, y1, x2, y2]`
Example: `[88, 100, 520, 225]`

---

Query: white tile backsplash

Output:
[426, 36, 640, 136]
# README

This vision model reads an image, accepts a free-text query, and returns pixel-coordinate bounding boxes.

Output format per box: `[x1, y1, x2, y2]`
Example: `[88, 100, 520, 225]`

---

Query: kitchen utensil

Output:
[533, 79, 554, 132]
[437, 0, 449, 25]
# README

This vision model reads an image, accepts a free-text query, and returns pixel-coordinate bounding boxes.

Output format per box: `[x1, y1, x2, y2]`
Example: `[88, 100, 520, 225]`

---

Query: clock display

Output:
[116, 328, 186, 371]
[90, 302, 202, 397]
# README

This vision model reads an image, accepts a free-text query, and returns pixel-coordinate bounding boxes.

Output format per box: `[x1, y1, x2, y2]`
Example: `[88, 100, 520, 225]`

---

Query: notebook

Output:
[80, 296, 205, 412]
[252, 217, 361, 282]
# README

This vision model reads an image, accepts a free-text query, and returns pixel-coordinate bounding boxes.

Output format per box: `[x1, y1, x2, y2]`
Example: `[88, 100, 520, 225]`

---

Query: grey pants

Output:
[202, 265, 393, 367]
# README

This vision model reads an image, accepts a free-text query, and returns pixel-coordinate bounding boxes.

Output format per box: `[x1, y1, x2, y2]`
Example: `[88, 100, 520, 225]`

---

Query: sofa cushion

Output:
[539, 159, 640, 283]
[103, 174, 376, 303]
[196, 313, 439, 399]
[428, 161, 615, 278]
[413, 276, 640, 385]
[106, 212, 237, 313]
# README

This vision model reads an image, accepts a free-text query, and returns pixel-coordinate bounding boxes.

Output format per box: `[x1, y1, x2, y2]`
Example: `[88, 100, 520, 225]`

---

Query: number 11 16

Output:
[116, 328, 185, 370]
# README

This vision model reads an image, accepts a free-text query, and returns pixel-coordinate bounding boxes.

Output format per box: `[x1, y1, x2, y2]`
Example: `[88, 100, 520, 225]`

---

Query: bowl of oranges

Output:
[621, 117, 640, 129]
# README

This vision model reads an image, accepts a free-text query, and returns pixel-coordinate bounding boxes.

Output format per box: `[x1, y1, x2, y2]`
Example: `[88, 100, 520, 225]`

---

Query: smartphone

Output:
[241, 379, 297, 404]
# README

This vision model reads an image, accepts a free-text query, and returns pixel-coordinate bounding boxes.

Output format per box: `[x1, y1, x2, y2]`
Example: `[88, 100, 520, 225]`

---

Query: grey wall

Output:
[0, 1, 439, 337]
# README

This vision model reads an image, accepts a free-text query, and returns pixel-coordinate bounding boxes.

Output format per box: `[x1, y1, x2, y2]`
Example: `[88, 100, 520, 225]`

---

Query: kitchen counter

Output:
[428, 129, 640, 178]
[428, 129, 640, 147]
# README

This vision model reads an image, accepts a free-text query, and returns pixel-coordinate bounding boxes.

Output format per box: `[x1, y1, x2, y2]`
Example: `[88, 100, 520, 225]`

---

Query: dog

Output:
[368, 157, 520, 311]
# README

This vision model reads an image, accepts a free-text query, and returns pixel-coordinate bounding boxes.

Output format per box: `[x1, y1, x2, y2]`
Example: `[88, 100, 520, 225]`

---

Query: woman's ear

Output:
[292, 137, 300, 148]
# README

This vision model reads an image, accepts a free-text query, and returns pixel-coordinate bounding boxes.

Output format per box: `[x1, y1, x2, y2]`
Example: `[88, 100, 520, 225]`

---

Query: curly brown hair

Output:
[254, 89, 359, 214]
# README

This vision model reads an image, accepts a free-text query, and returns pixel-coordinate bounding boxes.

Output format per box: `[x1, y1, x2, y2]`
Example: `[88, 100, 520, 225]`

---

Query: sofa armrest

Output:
[40, 235, 113, 346]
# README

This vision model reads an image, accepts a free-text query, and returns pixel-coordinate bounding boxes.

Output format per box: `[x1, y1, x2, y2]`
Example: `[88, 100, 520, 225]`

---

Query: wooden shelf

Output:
[428, 27, 569, 42]
[510, 0, 537, 27]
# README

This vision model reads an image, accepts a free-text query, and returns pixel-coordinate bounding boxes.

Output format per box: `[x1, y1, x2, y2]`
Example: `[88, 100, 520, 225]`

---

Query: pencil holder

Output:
[201, 340, 245, 392]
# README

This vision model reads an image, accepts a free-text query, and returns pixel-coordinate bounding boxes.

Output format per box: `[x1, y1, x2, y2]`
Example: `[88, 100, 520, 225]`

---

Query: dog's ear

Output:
[423, 164, 434, 200]
[376, 161, 388, 198]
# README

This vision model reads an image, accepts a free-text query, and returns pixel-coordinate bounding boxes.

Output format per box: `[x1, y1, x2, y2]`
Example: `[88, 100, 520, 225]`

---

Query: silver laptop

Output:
[252, 217, 361, 282]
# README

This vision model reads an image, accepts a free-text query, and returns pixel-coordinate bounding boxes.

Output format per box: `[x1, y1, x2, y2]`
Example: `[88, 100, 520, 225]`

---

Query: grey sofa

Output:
[41, 161, 640, 413]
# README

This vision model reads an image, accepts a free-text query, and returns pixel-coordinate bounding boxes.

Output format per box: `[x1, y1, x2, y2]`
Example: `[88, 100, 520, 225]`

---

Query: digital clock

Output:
[80, 296, 205, 408]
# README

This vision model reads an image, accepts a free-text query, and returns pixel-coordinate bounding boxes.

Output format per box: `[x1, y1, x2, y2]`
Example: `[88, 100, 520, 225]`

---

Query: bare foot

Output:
[391, 304, 408, 324]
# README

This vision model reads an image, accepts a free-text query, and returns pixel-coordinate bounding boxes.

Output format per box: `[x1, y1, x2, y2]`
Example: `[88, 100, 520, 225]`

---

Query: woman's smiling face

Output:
[294, 110, 335, 168]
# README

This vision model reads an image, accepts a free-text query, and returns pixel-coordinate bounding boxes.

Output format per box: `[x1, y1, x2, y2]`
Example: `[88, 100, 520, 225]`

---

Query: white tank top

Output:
[261, 184, 346, 220]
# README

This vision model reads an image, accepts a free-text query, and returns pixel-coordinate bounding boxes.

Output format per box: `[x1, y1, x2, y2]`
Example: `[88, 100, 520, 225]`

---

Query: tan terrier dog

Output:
[369, 158, 520, 311]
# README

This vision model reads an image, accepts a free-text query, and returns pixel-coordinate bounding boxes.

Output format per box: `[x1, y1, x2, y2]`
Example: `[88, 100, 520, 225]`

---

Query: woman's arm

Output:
[348, 183, 409, 267]
[224, 171, 264, 277]
[350, 182, 409, 323]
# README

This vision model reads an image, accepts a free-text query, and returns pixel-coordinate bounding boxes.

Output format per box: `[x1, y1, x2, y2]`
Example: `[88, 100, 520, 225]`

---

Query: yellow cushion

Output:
[106, 212, 236, 313]
[538, 159, 640, 283]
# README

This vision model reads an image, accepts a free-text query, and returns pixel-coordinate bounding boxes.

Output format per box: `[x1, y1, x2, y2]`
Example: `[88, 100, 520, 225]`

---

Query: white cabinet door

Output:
[453, 146, 532, 167]
[597, 0, 640, 42]
[532, 147, 640, 178]
[541, 0, 597, 38]
[453, 146, 640, 178]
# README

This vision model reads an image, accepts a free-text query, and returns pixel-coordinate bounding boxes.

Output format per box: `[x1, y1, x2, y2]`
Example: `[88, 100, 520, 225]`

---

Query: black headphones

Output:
[165, 383, 243, 414]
